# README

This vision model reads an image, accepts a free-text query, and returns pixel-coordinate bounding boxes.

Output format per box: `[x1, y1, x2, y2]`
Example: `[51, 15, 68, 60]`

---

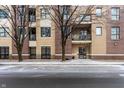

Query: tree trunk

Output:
[17, 47, 23, 62]
[62, 42, 66, 61]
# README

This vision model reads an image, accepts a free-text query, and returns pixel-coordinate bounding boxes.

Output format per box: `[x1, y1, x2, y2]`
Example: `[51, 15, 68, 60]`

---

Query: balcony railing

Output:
[72, 34, 91, 40]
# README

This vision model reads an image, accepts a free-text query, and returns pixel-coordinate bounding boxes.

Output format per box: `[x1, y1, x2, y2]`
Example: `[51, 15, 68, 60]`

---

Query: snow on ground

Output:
[0, 59, 124, 65]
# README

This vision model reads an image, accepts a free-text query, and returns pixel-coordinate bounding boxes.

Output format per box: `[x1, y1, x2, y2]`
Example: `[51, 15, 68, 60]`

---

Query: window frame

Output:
[29, 47, 36, 59]
[28, 8, 36, 22]
[0, 47, 9, 59]
[0, 27, 8, 37]
[40, 8, 49, 19]
[41, 46, 51, 59]
[111, 26, 120, 40]
[29, 27, 36, 41]
[111, 7, 120, 21]
[96, 27, 102, 36]
[0, 9, 8, 19]
[96, 7, 102, 17]
[41, 27, 51, 37]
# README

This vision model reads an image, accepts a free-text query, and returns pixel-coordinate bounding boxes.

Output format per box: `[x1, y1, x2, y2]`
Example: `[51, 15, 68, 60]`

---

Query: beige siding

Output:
[35, 6, 55, 58]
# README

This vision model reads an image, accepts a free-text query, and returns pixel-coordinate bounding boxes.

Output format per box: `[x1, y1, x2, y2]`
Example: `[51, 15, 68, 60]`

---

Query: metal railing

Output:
[72, 34, 91, 40]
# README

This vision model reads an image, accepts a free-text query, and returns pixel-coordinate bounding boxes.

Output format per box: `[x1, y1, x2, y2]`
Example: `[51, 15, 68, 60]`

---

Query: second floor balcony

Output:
[72, 34, 91, 40]
[74, 14, 92, 24]
[72, 34, 92, 44]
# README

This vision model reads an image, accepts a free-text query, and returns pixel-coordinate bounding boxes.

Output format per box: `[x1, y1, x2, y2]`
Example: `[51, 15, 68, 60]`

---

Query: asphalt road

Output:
[0, 64, 124, 88]
[1, 77, 124, 88]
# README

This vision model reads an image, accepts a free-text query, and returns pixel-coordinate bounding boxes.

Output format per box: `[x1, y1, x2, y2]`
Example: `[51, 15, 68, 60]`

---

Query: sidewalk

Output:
[0, 59, 124, 65]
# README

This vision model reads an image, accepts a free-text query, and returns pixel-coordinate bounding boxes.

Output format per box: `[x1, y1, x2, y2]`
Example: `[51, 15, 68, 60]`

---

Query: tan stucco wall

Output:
[0, 38, 12, 54]
[91, 23, 107, 54]
[91, 6, 108, 55]
[35, 6, 55, 58]
[0, 18, 12, 55]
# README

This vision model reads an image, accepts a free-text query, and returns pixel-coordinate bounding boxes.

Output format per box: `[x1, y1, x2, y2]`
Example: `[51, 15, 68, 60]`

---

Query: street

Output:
[0, 64, 124, 87]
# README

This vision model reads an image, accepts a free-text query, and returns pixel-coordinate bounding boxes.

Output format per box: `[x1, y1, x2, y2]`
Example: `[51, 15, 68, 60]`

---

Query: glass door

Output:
[78, 47, 87, 59]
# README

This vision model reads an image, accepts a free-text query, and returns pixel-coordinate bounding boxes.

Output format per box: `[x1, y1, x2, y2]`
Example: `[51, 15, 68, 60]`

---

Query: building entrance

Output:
[78, 47, 87, 59]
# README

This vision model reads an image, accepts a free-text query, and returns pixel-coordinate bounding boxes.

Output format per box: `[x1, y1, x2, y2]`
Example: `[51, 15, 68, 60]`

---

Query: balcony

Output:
[74, 14, 92, 24]
[72, 34, 92, 44]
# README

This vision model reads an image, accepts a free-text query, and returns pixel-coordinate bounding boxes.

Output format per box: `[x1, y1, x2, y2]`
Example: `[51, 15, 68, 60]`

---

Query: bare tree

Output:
[43, 5, 95, 61]
[0, 5, 30, 62]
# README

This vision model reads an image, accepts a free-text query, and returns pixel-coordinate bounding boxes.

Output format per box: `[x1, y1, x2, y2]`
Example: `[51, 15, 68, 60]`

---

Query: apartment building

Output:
[0, 5, 124, 60]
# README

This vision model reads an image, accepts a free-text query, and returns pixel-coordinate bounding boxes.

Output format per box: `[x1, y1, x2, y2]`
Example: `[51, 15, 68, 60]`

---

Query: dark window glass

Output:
[63, 26, 71, 38]
[60, 6, 70, 20]
[41, 8, 49, 19]
[111, 27, 120, 40]
[29, 27, 36, 41]
[41, 46, 51, 59]
[29, 47, 36, 59]
[78, 47, 86, 59]
[0, 9, 8, 18]
[0, 27, 8, 37]
[17, 26, 25, 37]
[18, 5, 25, 21]
[29, 8, 36, 22]
[0, 47, 9, 59]
[41, 27, 51, 37]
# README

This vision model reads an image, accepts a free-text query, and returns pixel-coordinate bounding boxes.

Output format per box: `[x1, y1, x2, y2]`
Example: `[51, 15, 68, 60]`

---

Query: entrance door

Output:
[78, 47, 87, 59]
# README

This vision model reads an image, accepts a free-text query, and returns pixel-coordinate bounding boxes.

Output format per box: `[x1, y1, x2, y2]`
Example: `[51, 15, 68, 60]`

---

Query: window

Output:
[80, 14, 91, 21]
[63, 6, 69, 20]
[18, 26, 25, 36]
[96, 7, 102, 16]
[41, 8, 49, 19]
[111, 7, 120, 20]
[60, 6, 70, 20]
[18, 5, 25, 21]
[29, 27, 36, 41]
[41, 27, 51, 37]
[0, 27, 8, 37]
[0, 47, 9, 59]
[0, 9, 8, 18]
[29, 47, 36, 59]
[79, 30, 88, 40]
[96, 27, 102, 36]
[41, 46, 51, 59]
[111, 27, 120, 40]
[63, 26, 70, 36]
[29, 8, 36, 22]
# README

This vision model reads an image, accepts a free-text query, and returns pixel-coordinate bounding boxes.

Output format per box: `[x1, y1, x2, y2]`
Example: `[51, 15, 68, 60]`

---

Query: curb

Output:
[0, 62, 124, 65]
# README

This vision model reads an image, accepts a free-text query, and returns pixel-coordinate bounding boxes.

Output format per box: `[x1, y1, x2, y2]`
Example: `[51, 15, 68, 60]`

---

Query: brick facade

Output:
[1, 5, 124, 60]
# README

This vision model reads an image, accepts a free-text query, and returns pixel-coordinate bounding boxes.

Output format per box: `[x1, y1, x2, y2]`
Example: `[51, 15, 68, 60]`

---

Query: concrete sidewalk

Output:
[0, 59, 124, 65]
